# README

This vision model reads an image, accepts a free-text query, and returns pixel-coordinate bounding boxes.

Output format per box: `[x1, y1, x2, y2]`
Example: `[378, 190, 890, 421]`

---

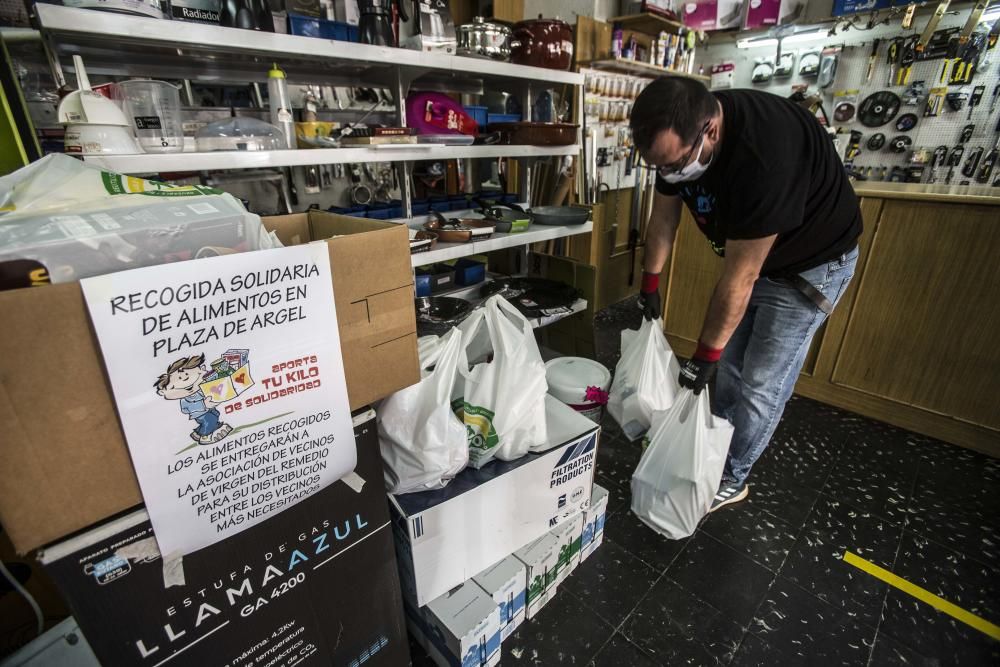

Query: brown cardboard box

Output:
[0, 211, 418, 554]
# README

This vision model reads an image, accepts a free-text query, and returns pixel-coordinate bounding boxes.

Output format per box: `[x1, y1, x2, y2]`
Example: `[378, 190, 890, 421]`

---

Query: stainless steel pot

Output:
[456, 16, 515, 61]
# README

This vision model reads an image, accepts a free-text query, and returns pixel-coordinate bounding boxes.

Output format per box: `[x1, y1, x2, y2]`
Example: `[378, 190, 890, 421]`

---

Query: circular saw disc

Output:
[858, 91, 902, 127]
[866, 133, 886, 150]
[895, 112, 918, 132]
[834, 102, 857, 122]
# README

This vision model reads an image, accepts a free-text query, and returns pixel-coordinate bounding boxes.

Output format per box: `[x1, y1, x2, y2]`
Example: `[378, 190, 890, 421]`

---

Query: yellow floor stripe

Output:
[843, 550, 1000, 641]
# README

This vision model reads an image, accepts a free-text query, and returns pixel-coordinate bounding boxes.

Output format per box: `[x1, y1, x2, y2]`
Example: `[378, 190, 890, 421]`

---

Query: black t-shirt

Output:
[656, 90, 862, 276]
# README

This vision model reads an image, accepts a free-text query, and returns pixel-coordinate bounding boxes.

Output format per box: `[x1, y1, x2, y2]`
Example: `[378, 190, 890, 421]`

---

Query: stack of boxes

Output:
[393, 397, 613, 665]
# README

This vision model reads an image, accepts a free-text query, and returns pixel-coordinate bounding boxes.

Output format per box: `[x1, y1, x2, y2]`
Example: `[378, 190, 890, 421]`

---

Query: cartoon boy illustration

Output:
[155, 354, 233, 445]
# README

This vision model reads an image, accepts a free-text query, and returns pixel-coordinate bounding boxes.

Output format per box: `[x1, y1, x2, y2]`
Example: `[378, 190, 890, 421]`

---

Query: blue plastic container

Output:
[487, 113, 522, 125]
[453, 258, 486, 286]
[429, 197, 451, 212]
[448, 195, 470, 211]
[414, 273, 432, 297]
[288, 13, 360, 41]
[464, 105, 489, 129]
[366, 205, 393, 220]
[411, 199, 430, 215]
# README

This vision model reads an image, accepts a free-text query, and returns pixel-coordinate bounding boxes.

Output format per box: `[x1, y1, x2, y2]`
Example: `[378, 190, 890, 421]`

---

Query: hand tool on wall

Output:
[978, 136, 999, 182]
[917, 0, 951, 54]
[940, 37, 961, 82]
[866, 38, 882, 81]
[887, 37, 904, 86]
[928, 144, 949, 183]
[958, 0, 990, 44]
[967, 85, 986, 119]
[960, 123, 975, 143]
[946, 144, 965, 183]
[901, 2, 917, 30]
[990, 84, 1000, 114]
[962, 146, 984, 177]
[954, 33, 987, 82]
[896, 36, 918, 85]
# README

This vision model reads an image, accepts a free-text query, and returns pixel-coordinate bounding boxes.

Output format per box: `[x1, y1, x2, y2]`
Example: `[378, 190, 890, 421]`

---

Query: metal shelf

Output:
[410, 221, 593, 267]
[609, 13, 690, 35]
[81, 144, 581, 173]
[35, 5, 584, 87]
[581, 58, 710, 82]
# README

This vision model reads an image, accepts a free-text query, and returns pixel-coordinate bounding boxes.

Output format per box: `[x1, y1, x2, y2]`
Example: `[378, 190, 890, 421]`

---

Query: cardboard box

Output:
[391, 396, 599, 606]
[411, 582, 502, 667]
[38, 410, 410, 667]
[0, 211, 418, 554]
[473, 556, 526, 642]
[581, 484, 609, 562]
[550, 511, 584, 585]
[513, 534, 559, 619]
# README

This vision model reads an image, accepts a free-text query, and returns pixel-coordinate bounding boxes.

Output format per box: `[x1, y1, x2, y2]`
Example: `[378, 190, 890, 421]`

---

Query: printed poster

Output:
[81, 243, 356, 558]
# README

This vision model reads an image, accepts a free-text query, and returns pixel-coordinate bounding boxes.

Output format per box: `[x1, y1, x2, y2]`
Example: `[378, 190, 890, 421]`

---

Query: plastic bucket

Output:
[545, 357, 611, 423]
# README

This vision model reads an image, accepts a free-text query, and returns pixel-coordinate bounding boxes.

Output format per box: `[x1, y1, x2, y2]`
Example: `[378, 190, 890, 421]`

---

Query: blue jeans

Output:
[712, 246, 859, 486]
[194, 408, 221, 436]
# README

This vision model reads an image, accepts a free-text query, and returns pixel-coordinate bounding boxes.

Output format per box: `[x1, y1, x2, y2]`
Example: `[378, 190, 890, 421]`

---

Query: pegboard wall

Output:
[697, 11, 1000, 184]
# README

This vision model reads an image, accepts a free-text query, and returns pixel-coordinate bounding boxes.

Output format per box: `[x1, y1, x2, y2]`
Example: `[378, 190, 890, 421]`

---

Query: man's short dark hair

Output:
[630, 77, 719, 152]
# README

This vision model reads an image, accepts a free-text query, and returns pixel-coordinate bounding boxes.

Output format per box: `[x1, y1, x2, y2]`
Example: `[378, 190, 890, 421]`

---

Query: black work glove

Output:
[638, 271, 661, 321]
[678, 343, 722, 394]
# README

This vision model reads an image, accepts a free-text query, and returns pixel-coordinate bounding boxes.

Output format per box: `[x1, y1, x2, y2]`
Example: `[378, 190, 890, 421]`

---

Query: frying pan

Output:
[479, 277, 580, 317]
[424, 211, 496, 242]
[415, 296, 474, 335]
[477, 201, 532, 233]
[409, 230, 438, 254]
[505, 202, 590, 226]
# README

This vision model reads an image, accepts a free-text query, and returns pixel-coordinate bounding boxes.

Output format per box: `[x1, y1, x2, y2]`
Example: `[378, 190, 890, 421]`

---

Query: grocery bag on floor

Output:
[630, 388, 733, 539]
[455, 295, 548, 468]
[378, 328, 469, 494]
[608, 318, 682, 441]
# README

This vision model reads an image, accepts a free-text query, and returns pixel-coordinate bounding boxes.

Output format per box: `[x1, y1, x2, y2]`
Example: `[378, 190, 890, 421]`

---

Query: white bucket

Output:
[544, 357, 612, 423]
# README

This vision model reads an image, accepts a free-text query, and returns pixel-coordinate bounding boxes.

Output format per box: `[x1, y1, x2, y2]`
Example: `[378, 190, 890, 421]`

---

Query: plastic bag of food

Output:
[608, 318, 681, 441]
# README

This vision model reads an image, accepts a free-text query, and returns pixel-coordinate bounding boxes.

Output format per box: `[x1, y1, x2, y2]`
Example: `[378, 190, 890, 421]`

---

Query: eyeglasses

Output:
[643, 121, 710, 177]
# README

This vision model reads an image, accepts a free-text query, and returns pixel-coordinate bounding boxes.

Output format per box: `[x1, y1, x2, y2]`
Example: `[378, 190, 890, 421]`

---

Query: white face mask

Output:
[659, 133, 712, 184]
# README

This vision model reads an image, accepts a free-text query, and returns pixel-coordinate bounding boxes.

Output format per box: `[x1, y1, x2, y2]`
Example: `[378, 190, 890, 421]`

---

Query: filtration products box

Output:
[408, 581, 502, 667]
[472, 556, 526, 642]
[391, 396, 599, 606]
[38, 411, 410, 667]
[513, 533, 560, 619]
[550, 511, 584, 585]
[581, 484, 609, 561]
[0, 210, 418, 554]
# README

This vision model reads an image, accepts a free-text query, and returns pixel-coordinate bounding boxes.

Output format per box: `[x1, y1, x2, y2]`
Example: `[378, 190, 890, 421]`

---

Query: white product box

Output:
[391, 396, 599, 606]
[473, 556, 527, 642]
[514, 533, 560, 619]
[582, 484, 610, 561]
[550, 511, 585, 585]
[413, 581, 502, 667]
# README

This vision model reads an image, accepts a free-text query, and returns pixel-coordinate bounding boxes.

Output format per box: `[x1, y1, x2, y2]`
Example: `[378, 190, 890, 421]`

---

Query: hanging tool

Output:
[896, 35, 918, 85]
[955, 33, 987, 82]
[929, 145, 949, 183]
[990, 84, 1000, 114]
[866, 38, 882, 82]
[958, 0, 990, 44]
[940, 37, 961, 82]
[887, 37, 904, 86]
[901, 2, 917, 30]
[960, 123, 975, 143]
[917, 0, 952, 53]
[962, 146, 984, 177]
[968, 85, 986, 119]
[978, 135, 999, 182]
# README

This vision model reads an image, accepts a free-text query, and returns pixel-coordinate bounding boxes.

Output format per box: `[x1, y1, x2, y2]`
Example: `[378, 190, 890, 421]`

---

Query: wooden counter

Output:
[661, 187, 1000, 457]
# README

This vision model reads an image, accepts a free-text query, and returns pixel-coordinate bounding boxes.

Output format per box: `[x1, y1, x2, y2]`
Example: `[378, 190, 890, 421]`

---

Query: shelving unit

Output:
[409, 222, 593, 267]
[424, 279, 588, 330]
[610, 13, 690, 35]
[581, 58, 710, 82]
[82, 144, 581, 173]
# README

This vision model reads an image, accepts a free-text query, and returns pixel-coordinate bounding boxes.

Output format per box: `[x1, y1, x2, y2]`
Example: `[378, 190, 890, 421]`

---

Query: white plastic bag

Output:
[630, 389, 734, 539]
[378, 329, 469, 494]
[455, 295, 548, 468]
[608, 318, 682, 441]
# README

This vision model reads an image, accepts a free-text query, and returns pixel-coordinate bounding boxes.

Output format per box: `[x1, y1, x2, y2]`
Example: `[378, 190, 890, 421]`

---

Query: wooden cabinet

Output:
[661, 194, 1000, 456]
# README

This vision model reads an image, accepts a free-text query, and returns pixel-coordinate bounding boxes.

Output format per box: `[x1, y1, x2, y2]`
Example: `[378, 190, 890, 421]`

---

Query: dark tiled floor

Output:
[410, 299, 1000, 666]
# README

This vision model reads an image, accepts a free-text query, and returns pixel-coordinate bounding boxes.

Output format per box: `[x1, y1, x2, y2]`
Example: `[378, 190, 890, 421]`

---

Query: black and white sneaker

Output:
[710, 481, 749, 512]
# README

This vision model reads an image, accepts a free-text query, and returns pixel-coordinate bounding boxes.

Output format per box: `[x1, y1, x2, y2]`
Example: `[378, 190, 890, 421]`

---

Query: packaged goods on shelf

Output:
[408, 581, 502, 667]
[473, 556, 527, 642]
[550, 511, 585, 585]
[581, 484, 610, 561]
[513, 533, 560, 619]
[391, 396, 599, 606]
[0, 155, 278, 289]
[38, 411, 410, 667]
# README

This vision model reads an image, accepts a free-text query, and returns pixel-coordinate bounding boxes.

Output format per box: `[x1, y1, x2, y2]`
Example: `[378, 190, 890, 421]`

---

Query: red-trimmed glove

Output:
[637, 272, 661, 321]
[678, 342, 722, 395]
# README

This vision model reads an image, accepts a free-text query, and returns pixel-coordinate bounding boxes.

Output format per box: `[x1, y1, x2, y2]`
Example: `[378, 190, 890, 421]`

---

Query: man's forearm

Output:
[698, 275, 755, 352]
[643, 214, 673, 276]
